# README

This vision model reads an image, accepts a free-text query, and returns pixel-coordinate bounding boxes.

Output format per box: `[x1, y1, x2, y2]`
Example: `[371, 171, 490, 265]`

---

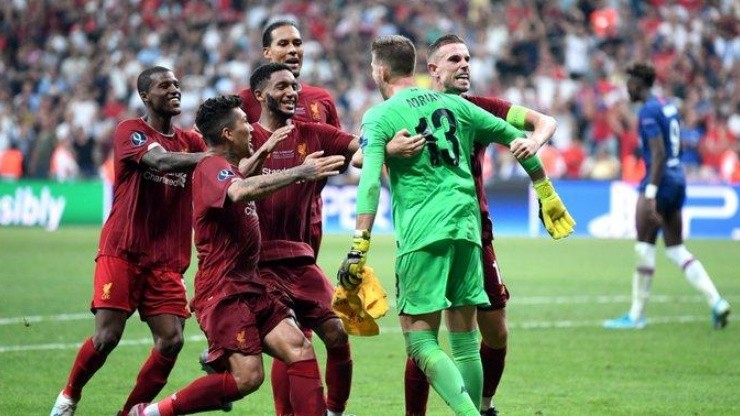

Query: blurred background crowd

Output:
[0, 0, 738, 184]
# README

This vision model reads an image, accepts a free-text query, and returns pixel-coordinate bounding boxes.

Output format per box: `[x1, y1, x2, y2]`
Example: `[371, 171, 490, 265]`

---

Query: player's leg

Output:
[445, 241, 490, 411]
[120, 270, 189, 415]
[397, 242, 479, 416]
[130, 295, 272, 415]
[291, 262, 352, 416]
[129, 352, 261, 416]
[403, 356, 429, 416]
[604, 195, 659, 329]
[51, 256, 135, 416]
[263, 318, 326, 416]
[662, 202, 730, 328]
[477, 243, 509, 415]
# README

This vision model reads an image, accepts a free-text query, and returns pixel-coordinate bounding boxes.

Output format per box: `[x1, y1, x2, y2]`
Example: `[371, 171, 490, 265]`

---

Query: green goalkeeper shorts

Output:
[395, 239, 489, 315]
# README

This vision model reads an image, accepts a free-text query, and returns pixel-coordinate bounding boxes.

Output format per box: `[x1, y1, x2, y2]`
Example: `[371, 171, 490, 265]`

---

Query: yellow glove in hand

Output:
[337, 230, 371, 289]
[534, 179, 576, 240]
[332, 267, 387, 336]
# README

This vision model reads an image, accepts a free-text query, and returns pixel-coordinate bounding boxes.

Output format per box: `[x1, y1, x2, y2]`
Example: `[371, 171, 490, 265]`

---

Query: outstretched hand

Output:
[299, 151, 346, 181]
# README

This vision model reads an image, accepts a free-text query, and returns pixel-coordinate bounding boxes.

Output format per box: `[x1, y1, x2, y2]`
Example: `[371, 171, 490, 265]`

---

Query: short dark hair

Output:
[626, 62, 656, 88]
[428, 34, 465, 63]
[262, 19, 299, 48]
[137, 66, 171, 94]
[195, 95, 243, 146]
[249, 62, 293, 93]
[371, 35, 416, 78]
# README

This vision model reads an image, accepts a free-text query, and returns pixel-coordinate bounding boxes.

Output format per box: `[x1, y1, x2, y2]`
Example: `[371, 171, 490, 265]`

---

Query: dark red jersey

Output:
[251, 121, 353, 262]
[464, 95, 513, 242]
[97, 118, 206, 272]
[190, 155, 263, 311]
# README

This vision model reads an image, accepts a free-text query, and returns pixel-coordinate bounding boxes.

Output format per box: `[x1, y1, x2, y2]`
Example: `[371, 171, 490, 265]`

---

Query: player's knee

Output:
[320, 319, 348, 348]
[284, 336, 317, 364]
[634, 242, 656, 269]
[92, 328, 123, 354]
[665, 244, 694, 269]
[233, 366, 264, 396]
[154, 331, 185, 356]
[478, 310, 507, 348]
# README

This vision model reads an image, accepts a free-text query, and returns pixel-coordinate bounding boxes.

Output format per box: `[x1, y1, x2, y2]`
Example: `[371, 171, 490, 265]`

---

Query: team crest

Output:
[217, 169, 235, 181]
[310, 102, 320, 121]
[235, 330, 247, 349]
[297, 143, 307, 160]
[102, 283, 113, 300]
[130, 131, 147, 147]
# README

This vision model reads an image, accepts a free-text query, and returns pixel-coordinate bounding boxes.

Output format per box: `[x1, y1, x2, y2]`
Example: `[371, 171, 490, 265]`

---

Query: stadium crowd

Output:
[0, 0, 737, 183]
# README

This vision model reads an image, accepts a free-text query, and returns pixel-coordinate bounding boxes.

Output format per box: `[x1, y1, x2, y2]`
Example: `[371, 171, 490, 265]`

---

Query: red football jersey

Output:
[190, 155, 263, 311]
[465, 95, 512, 242]
[97, 118, 206, 272]
[251, 121, 353, 262]
[239, 82, 342, 229]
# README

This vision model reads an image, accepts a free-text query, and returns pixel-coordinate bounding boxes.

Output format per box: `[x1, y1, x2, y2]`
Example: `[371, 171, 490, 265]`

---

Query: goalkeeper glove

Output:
[337, 230, 371, 289]
[534, 178, 576, 240]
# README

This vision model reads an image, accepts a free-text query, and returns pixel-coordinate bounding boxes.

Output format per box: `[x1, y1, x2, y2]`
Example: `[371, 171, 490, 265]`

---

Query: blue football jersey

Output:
[637, 95, 686, 192]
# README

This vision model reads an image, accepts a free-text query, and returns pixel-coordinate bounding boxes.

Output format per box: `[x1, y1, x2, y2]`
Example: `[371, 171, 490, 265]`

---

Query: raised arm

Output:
[141, 145, 205, 172]
[228, 151, 344, 202]
[238, 124, 294, 176]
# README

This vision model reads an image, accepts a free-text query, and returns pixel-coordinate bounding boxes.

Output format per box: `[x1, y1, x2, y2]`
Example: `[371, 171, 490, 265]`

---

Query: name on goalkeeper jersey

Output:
[406, 93, 440, 108]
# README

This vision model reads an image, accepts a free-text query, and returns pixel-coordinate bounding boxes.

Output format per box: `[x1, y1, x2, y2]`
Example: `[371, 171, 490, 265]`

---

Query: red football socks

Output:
[63, 337, 108, 401]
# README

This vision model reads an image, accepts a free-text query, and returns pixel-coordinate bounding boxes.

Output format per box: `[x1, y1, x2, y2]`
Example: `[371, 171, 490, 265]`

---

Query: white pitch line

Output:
[0, 315, 715, 354]
[0, 294, 727, 327]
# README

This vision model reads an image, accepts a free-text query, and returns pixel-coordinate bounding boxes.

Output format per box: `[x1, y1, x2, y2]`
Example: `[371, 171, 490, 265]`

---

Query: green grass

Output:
[1, 227, 738, 415]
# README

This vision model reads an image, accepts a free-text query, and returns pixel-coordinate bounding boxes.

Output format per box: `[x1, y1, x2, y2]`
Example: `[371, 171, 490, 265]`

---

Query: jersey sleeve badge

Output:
[130, 131, 148, 147]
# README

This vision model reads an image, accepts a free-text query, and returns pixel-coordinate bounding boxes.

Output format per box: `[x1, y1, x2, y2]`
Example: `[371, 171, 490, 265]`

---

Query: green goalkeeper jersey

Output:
[358, 87, 525, 255]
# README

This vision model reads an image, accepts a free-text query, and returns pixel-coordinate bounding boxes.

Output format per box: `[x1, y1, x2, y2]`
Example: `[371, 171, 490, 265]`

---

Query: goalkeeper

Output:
[339, 35, 574, 416]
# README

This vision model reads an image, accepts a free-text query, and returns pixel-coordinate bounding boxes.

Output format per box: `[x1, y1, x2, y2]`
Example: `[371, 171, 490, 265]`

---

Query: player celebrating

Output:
[402, 33, 564, 416]
[50, 67, 207, 416]
[603, 63, 731, 330]
[236, 22, 347, 414]
[127, 95, 345, 416]
[249, 62, 365, 416]
[340, 35, 574, 416]
[238, 19, 340, 258]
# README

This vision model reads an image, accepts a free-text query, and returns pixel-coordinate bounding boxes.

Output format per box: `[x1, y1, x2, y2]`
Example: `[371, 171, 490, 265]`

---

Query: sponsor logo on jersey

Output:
[217, 169, 235, 181]
[144, 170, 187, 187]
[310, 102, 320, 121]
[130, 131, 148, 147]
[244, 201, 257, 217]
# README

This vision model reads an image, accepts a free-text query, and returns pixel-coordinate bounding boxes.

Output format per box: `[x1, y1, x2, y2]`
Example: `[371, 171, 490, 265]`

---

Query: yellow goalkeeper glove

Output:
[337, 230, 371, 289]
[534, 178, 576, 240]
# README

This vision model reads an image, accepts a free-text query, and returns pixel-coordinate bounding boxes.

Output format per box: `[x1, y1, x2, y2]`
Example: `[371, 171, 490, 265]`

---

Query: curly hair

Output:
[195, 95, 243, 146]
[249, 62, 293, 93]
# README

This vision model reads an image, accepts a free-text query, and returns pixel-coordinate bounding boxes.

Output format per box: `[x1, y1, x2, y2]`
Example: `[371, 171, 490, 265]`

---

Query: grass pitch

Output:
[0, 227, 738, 415]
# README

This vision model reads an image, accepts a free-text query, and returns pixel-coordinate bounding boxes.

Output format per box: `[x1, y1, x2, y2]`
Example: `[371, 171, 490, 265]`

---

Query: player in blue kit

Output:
[604, 63, 730, 330]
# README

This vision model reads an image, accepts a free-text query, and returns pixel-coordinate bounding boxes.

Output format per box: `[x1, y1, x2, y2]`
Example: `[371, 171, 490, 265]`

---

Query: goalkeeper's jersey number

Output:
[414, 108, 460, 167]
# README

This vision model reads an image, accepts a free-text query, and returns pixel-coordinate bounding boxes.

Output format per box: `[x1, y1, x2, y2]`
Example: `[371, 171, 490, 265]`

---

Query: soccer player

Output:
[238, 19, 340, 258]
[402, 33, 562, 416]
[248, 62, 367, 416]
[127, 95, 345, 416]
[236, 23, 346, 414]
[50, 67, 207, 416]
[603, 63, 731, 330]
[339, 35, 574, 416]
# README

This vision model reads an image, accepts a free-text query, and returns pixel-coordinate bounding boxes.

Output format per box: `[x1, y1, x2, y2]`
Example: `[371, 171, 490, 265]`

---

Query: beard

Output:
[266, 94, 293, 120]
